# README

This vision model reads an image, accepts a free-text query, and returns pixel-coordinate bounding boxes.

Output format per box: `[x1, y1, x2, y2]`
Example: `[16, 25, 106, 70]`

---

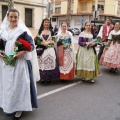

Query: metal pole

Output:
[94, 11, 96, 26]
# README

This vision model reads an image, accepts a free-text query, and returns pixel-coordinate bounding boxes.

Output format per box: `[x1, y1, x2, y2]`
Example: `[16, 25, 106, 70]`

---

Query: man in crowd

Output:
[97, 18, 114, 61]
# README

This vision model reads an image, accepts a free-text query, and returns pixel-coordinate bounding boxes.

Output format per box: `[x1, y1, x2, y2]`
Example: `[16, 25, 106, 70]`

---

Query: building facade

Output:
[0, 0, 49, 36]
[51, 0, 120, 29]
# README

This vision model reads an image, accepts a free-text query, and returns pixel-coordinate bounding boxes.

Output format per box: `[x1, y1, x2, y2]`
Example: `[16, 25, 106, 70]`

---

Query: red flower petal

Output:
[18, 39, 32, 51]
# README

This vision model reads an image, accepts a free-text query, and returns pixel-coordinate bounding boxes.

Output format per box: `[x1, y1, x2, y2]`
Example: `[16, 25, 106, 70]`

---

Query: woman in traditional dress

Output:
[56, 23, 75, 80]
[0, 8, 39, 120]
[37, 18, 59, 83]
[76, 22, 100, 83]
[100, 22, 120, 73]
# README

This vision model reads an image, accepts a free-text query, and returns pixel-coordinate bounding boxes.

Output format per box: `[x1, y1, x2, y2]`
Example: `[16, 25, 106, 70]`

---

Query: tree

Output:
[8, 0, 14, 10]
[66, 0, 72, 27]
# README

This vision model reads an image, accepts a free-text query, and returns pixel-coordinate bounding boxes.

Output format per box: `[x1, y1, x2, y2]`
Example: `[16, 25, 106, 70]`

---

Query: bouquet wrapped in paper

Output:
[34, 35, 55, 47]
[34, 35, 55, 55]
[91, 36, 106, 46]
[57, 38, 71, 50]
[0, 50, 10, 65]
[0, 39, 32, 67]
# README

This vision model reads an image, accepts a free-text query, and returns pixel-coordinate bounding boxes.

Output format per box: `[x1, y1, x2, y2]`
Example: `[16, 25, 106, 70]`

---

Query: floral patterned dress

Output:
[100, 30, 120, 68]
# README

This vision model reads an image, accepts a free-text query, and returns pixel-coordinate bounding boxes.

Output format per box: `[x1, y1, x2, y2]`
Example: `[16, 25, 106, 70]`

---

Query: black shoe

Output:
[110, 68, 114, 72]
[13, 111, 23, 120]
[47, 79, 51, 83]
[115, 68, 118, 73]
[40, 79, 45, 83]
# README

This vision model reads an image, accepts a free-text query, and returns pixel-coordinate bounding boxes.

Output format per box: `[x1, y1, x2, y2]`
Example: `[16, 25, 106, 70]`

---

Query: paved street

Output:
[0, 36, 120, 120]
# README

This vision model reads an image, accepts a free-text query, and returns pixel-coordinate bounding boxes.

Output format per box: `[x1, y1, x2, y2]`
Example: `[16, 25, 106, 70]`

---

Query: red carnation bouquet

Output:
[0, 39, 32, 67]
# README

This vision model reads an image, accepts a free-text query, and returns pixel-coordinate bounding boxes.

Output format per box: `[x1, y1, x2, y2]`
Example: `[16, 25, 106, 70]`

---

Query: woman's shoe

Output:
[115, 68, 118, 73]
[40, 79, 45, 83]
[13, 111, 23, 120]
[110, 68, 114, 72]
[47, 79, 51, 83]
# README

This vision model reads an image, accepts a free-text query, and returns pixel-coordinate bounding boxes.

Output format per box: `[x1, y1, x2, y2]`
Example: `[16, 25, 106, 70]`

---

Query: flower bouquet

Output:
[34, 35, 55, 48]
[47, 36, 56, 48]
[34, 35, 55, 55]
[91, 36, 106, 46]
[86, 36, 106, 49]
[34, 35, 47, 56]
[0, 50, 10, 65]
[0, 39, 32, 67]
[34, 35, 43, 46]
[57, 38, 72, 50]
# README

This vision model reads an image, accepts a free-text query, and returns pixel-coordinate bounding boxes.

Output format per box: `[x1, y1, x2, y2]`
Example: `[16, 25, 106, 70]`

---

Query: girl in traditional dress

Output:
[100, 22, 120, 73]
[37, 18, 59, 83]
[56, 23, 75, 80]
[0, 8, 39, 120]
[76, 22, 100, 83]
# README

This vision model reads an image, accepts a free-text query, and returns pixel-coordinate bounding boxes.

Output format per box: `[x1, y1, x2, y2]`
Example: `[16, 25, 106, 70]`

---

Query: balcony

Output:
[77, 6, 93, 14]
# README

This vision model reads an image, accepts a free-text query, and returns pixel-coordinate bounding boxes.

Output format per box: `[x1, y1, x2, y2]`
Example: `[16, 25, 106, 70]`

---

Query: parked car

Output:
[67, 28, 74, 36]
[71, 28, 81, 35]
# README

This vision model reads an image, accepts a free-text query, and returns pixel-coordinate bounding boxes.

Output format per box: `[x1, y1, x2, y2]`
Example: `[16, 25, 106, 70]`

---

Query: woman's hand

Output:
[86, 42, 95, 47]
[42, 40, 49, 46]
[49, 41, 54, 45]
[89, 43, 95, 47]
[0, 52, 3, 59]
[14, 51, 26, 58]
[86, 42, 91, 46]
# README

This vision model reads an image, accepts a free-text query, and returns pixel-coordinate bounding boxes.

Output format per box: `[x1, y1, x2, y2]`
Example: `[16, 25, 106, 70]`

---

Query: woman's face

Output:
[114, 22, 120, 30]
[61, 23, 67, 32]
[44, 20, 50, 28]
[85, 22, 91, 31]
[7, 12, 19, 28]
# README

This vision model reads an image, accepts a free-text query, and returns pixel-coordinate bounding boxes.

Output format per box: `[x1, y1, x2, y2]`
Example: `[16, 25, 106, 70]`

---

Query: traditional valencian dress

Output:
[0, 24, 38, 113]
[76, 31, 100, 80]
[37, 31, 59, 81]
[100, 30, 120, 68]
[56, 31, 75, 80]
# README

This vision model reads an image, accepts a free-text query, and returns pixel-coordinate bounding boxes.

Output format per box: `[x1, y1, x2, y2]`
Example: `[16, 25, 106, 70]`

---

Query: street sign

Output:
[93, 11, 99, 19]
[80, 19, 85, 23]
[46, 2, 53, 18]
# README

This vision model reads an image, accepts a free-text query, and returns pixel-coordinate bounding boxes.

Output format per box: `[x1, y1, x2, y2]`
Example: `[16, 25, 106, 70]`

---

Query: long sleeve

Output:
[97, 26, 103, 38]
[68, 31, 76, 63]
[108, 30, 113, 40]
[17, 32, 34, 51]
[17, 32, 34, 60]
[78, 36, 87, 47]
